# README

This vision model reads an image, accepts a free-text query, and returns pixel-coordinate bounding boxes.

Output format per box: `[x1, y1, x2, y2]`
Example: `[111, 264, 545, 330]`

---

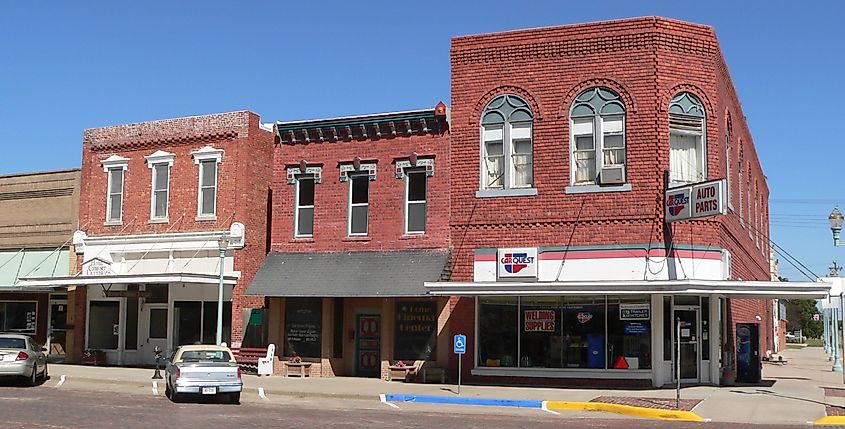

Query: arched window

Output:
[669, 92, 706, 183]
[480, 95, 533, 190]
[569, 87, 626, 185]
[725, 114, 732, 209]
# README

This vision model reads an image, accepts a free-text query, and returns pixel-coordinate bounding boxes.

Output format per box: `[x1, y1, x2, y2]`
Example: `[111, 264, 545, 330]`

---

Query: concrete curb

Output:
[545, 400, 705, 422]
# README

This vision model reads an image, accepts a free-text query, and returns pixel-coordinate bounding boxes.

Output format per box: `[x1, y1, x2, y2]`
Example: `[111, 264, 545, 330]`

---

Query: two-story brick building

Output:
[246, 105, 453, 378]
[22, 111, 273, 364]
[422, 17, 827, 387]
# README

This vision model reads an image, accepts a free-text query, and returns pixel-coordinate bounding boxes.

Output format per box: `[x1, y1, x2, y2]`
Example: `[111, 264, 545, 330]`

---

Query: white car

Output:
[0, 334, 48, 386]
[165, 345, 243, 404]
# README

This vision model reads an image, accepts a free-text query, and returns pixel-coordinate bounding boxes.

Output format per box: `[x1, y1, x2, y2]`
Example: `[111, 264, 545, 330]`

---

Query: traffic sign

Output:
[454, 334, 466, 355]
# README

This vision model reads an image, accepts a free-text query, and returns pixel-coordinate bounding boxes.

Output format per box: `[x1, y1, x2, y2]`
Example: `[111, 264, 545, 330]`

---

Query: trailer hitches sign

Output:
[665, 179, 727, 222]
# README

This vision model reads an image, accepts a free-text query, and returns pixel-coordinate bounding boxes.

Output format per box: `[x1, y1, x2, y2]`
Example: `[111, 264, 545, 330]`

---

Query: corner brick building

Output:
[423, 17, 824, 387]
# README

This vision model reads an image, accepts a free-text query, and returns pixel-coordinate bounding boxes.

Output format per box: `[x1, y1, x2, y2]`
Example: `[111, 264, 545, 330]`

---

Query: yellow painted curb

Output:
[546, 401, 704, 422]
[814, 416, 845, 425]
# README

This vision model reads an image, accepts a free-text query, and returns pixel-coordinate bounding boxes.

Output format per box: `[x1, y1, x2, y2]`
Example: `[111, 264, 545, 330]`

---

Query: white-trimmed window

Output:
[107, 168, 124, 223]
[150, 163, 170, 219]
[145, 151, 175, 221]
[569, 87, 627, 185]
[405, 170, 427, 234]
[198, 160, 218, 217]
[725, 116, 732, 210]
[295, 175, 315, 237]
[348, 174, 369, 236]
[669, 92, 706, 184]
[101, 155, 129, 224]
[480, 95, 533, 190]
[191, 146, 224, 219]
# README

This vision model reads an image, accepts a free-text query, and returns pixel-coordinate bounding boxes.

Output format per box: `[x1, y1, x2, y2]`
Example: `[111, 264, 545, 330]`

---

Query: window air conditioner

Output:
[599, 165, 625, 185]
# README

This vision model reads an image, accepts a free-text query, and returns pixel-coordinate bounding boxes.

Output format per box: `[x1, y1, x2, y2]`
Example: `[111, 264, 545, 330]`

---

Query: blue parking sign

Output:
[454, 334, 466, 355]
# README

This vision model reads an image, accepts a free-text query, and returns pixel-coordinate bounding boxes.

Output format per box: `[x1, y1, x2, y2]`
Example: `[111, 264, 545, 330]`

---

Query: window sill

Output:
[148, 218, 169, 224]
[342, 236, 372, 242]
[564, 183, 632, 194]
[195, 215, 217, 222]
[291, 237, 314, 243]
[476, 188, 538, 198]
[400, 233, 426, 239]
[103, 221, 123, 227]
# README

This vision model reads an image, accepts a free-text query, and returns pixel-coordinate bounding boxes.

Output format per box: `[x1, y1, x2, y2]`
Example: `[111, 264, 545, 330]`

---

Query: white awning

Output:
[425, 279, 830, 299]
[16, 271, 241, 290]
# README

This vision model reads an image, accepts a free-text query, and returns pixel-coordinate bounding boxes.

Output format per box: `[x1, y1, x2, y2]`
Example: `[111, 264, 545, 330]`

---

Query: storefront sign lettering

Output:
[665, 179, 727, 222]
[395, 301, 437, 360]
[577, 312, 593, 324]
[524, 309, 555, 332]
[497, 248, 538, 279]
[619, 303, 650, 320]
[84, 258, 113, 276]
[624, 323, 649, 335]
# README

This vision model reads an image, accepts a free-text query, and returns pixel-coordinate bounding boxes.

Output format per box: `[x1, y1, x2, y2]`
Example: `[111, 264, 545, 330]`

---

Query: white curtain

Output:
[670, 132, 700, 182]
[511, 124, 532, 187]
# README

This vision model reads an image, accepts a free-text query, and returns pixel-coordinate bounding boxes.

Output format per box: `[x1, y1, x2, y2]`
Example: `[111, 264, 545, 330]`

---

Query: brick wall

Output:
[270, 123, 451, 253]
[78, 111, 273, 345]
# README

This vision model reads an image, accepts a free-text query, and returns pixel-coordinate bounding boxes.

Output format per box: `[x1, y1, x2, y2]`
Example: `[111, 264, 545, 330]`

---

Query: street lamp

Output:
[216, 234, 228, 346]
[829, 207, 845, 373]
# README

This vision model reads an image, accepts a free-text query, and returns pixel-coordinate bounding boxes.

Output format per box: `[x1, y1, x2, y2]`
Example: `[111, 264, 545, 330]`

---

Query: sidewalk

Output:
[47, 346, 842, 425]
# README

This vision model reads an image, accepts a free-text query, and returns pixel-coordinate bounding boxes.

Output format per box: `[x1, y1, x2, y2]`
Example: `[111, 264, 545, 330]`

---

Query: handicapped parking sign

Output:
[453, 334, 466, 355]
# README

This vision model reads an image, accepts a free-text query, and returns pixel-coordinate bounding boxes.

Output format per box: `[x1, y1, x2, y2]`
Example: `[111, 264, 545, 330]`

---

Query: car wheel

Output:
[169, 391, 182, 403]
[28, 366, 37, 386]
[228, 392, 240, 404]
[41, 364, 48, 381]
[164, 383, 171, 399]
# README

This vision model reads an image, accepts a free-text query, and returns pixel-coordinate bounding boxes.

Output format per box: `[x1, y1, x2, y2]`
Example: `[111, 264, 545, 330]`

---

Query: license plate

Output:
[201, 387, 217, 395]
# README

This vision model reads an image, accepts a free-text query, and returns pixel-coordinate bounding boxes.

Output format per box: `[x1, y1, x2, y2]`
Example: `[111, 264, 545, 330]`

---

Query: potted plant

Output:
[284, 355, 311, 377]
[388, 360, 413, 381]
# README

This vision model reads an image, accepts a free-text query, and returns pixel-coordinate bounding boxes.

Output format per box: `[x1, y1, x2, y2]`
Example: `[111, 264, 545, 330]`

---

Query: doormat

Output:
[590, 396, 701, 411]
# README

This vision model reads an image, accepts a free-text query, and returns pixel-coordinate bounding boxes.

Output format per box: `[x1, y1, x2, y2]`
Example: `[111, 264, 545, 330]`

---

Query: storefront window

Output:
[394, 301, 437, 361]
[561, 297, 605, 369]
[607, 297, 652, 370]
[478, 296, 518, 367]
[702, 297, 710, 360]
[663, 296, 672, 361]
[0, 302, 37, 334]
[88, 301, 119, 350]
[284, 298, 322, 358]
[173, 301, 232, 347]
[520, 297, 561, 368]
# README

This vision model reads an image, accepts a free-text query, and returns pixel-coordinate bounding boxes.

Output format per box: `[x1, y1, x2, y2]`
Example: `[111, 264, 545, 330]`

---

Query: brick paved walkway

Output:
[590, 396, 701, 411]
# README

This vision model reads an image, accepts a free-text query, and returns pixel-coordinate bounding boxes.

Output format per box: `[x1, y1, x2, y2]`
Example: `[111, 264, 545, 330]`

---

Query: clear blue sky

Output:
[1, 1, 843, 281]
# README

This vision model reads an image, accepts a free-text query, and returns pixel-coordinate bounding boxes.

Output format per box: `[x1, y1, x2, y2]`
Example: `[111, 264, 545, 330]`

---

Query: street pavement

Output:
[4, 346, 845, 426]
[0, 384, 810, 428]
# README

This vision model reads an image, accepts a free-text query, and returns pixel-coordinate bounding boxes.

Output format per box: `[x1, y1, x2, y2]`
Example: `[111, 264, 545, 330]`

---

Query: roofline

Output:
[452, 16, 713, 42]
[84, 110, 257, 133]
[0, 168, 81, 179]
[276, 107, 438, 129]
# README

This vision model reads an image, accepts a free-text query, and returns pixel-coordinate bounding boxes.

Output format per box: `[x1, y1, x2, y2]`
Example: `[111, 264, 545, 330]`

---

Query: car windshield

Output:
[0, 338, 26, 349]
[180, 350, 231, 362]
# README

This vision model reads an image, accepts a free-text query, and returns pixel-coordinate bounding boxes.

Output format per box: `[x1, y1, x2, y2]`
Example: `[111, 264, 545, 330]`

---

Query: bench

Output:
[231, 347, 266, 372]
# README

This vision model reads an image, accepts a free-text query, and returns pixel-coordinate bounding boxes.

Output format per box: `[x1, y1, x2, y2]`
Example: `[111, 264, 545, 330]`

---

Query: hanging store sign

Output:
[665, 179, 727, 222]
[524, 309, 556, 332]
[619, 303, 650, 320]
[83, 257, 114, 276]
[497, 248, 538, 279]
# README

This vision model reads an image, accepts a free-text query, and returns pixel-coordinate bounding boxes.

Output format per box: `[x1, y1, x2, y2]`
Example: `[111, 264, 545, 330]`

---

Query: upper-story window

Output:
[348, 175, 369, 236]
[570, 87, 626, 186]
[295, 175, 315, 237]
[145, 151, 175, 221]
[191, 146, 224, 220]
[725, 114, 733, 210]
[669, 92, 706, 184]
[405, 170, 427, 234]
[101, 155, 129, 224]
[480, 95, 533, 190]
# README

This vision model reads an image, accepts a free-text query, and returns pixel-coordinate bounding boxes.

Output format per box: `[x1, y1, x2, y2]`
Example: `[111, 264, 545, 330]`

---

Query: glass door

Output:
[48, 299, 68, 358]
[674, 307, 700, 382]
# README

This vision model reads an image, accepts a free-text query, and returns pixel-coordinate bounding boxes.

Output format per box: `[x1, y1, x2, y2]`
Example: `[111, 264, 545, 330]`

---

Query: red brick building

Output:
[423, 17, 825, 387]
[247, 106, 452, 378]
[23, 111, 273, 364]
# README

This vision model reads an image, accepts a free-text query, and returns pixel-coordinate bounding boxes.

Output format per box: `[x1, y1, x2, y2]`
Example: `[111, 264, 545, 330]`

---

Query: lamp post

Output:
[828, 207, 845, 373]
[216, 235, 228, 346]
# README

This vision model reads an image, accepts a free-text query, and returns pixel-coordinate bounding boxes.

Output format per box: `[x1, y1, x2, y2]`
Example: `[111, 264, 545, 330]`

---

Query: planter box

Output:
[284, 362, 312, 378]
[388, 366, 414, 382]
[81, 352, 106, 366]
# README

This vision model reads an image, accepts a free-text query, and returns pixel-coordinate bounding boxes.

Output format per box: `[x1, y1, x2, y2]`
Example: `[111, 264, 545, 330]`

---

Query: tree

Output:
[786, 299, 823, 338]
